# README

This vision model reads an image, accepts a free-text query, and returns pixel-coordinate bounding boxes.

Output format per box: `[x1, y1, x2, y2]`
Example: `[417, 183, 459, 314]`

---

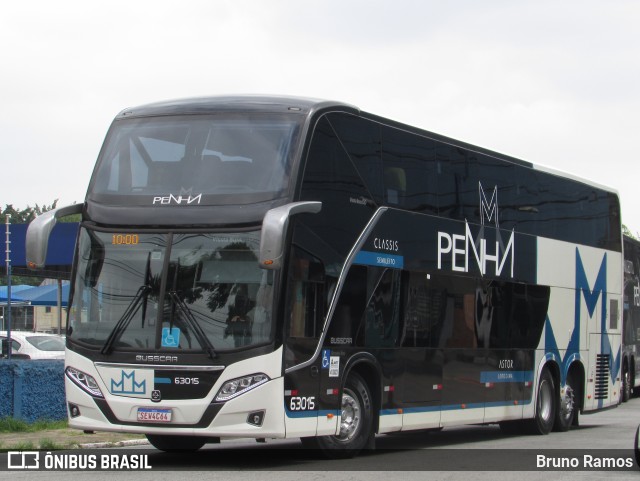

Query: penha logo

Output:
[437, 181, 515, 278]
[111, 370, 146, 395]
[152, 188, 202, 205]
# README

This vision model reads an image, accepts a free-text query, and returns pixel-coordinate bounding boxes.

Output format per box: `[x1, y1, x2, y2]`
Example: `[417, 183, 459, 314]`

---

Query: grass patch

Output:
[7, 441, 36, 451]
[38, 438, 65, 450]
[0, 417, 68, 433]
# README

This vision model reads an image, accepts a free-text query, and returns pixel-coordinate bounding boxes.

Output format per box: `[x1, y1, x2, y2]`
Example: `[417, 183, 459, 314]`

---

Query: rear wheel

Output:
[635, 425, 640, 468]
[145, 434, 207, 452]
[529, 368, 556, 435]
[303, 372, 374, 458]
[622, 363, 631, 403]
[553, 372, 577, 432]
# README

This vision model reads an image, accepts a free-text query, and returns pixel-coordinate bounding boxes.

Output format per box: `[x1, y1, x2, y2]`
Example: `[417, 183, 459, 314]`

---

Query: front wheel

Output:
[304, 372, 374, 458]
[145, 434, 207, 452]
[529, 368, 556, 435]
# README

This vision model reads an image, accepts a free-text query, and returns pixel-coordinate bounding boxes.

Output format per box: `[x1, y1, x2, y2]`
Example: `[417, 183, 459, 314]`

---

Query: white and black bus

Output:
[27, 96, 622, 456]
[623, 235, 640, 401]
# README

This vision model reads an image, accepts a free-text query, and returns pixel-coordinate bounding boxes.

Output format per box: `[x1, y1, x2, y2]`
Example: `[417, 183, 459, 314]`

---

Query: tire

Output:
[145, 434, 207, 452]
[529, 368, 556, 435]
[634, 424, 640, 469]
[553, 372, 577, 432]
[622, 363, 631, 403]
[304, 372, 374, 458]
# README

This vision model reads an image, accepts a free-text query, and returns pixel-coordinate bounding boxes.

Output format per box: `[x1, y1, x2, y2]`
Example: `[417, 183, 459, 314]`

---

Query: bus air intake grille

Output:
[594, 354, 610, 400]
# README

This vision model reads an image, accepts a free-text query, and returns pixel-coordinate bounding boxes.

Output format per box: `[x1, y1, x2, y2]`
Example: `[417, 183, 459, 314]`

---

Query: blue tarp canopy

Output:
[0, 283, 70, 307]
[0, 285, 33, 297]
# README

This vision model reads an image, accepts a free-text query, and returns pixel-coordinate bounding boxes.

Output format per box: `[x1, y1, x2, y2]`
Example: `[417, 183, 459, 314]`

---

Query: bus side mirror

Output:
[259, 201, 322, 270]
[26, 204, 83, 269]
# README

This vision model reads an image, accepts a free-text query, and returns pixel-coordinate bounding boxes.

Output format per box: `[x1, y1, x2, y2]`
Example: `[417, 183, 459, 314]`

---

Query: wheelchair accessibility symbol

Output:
[162, 327, 181, 348]
[322, 349, 330, 369]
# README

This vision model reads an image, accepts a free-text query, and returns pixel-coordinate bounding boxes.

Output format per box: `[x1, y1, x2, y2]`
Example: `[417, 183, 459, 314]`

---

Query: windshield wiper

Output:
[101, 285, 150, 355]
[167, 291, 217, 359]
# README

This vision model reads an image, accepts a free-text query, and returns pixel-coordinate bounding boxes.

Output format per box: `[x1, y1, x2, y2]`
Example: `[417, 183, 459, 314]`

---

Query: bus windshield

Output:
[89, 114, 300, 205]
[68, 229, 273, 352]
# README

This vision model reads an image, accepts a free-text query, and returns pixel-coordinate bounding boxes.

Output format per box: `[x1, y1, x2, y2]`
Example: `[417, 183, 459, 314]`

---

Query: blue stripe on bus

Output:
[354, 251, 404, 269]
[380, 399, 532, 416]
[480, 371, 534, 383]
[285, 409, 340, 419]
[154, 377, 172, 384]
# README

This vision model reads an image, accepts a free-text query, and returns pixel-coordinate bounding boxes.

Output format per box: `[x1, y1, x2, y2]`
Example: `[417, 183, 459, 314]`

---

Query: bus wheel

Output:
[635, 425, 640, 468]
[553, 372, 576, 432]
[530, 368, 556, 435]
[145, 434, 206, 452]
[311, 372, 374, 458]
[623, 363, 631, 403]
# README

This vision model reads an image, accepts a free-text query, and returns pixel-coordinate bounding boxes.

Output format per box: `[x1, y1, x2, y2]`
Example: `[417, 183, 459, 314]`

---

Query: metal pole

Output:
[5, 214, 12, 359]
[57, 278, 62, 335]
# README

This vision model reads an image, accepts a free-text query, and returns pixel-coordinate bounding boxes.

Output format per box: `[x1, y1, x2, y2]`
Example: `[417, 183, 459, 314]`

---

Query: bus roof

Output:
[114, 95, 359, 119]
[114, 94, 618, 197]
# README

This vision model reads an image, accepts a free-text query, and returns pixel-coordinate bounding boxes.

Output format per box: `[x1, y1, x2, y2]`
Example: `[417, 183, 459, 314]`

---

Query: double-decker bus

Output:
[27, 96, 622, 456]
[622, 235, 640, 402]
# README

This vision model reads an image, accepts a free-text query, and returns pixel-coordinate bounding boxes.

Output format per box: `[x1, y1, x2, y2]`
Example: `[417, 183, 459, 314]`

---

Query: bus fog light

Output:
[68, 403, 81, 418]
[215, 374, 269, 402]
[247, 410, 265, 426]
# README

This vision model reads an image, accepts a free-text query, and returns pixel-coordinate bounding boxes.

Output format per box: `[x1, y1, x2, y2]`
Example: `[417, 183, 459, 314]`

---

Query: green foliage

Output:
[623, 224, 639, 240]
[3, 441, 35, 451]
[0, 200, 59, 224]
[0, 417, 68, 433]
[38, 438, 65, 450]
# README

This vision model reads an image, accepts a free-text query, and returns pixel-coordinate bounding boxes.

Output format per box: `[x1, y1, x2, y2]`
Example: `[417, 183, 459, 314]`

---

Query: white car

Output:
[0, 331, 65, 360]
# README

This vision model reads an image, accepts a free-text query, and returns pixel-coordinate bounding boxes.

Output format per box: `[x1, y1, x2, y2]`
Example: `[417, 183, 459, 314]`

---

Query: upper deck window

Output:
[89, 114, 300, 205]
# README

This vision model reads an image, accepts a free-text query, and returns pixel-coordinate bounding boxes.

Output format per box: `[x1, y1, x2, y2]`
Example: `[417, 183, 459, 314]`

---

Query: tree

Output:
[623, 224, 639, 241]
[0, 200, 59, 224]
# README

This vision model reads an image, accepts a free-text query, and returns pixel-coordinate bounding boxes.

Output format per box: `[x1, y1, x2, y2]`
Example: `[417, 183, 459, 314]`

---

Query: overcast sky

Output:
[2, 0, 639, 233]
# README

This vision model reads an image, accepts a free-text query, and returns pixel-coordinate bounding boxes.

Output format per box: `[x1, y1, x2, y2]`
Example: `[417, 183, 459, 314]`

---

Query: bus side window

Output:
[287, 248, 325, 338]
[361, 268, 401, 348]
[401, 272, 448, 348]
[328, 266, 367, 345]
[384, 167, 406, 206]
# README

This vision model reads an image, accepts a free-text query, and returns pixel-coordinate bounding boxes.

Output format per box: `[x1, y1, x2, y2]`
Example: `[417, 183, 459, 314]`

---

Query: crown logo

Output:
[111, 370, 146, 395]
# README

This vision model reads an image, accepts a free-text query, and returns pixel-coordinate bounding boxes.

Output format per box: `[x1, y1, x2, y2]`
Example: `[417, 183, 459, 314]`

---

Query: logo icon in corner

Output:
[151, 390, 162, 403]
[111, 370, 147, 395]
[7, 451, 39, 469]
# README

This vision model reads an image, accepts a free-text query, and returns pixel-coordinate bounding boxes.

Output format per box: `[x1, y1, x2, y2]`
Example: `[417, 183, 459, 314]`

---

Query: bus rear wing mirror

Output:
[26, 203, 83, 269]
[259, 201, 322, 270]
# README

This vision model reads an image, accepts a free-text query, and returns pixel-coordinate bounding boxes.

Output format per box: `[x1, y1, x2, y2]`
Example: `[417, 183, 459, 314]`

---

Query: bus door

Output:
[283, 250, 336, 437]
[440, 279, 487, 426]
[399, 271, 444, 430]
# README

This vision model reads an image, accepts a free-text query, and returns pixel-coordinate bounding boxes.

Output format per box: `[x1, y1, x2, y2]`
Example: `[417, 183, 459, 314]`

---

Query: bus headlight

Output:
[66, 366, 104, 398]
[215, 373, 269, 402]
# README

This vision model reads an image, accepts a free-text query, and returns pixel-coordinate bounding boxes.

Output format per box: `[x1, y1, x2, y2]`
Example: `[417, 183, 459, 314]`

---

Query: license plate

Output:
[137, 407, 172, 422]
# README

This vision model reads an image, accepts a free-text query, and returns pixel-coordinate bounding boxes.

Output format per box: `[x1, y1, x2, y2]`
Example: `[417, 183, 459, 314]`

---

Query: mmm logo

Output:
[111, 370, 147, 395]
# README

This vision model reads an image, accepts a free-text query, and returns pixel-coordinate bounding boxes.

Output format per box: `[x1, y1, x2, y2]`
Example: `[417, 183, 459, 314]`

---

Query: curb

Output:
[78, 438, 150, 449]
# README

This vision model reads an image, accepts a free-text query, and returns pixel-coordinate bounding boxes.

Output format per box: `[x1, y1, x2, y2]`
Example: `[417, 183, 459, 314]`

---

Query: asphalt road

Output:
[3, 396, 640, 480]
